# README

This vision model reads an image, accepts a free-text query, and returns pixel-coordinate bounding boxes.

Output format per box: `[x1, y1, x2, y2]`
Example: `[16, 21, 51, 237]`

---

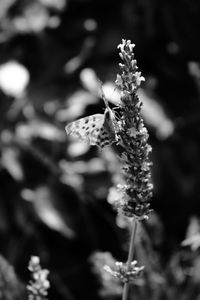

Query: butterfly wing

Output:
[95, 126, 114, 148]
[66, 114, 104, 145]
[65, 109, 117, 149]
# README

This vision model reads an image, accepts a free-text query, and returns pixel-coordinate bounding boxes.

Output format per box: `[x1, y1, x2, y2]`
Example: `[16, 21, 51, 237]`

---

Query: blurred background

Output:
[1, 0, 200, 299]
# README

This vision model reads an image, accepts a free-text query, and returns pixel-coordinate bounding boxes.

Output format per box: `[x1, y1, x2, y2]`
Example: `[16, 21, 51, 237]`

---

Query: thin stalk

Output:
[122, 218, 138, 300]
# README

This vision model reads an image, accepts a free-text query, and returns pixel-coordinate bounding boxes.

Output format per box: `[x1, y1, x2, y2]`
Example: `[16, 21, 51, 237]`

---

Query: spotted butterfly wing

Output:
[65, 108, 116, 149]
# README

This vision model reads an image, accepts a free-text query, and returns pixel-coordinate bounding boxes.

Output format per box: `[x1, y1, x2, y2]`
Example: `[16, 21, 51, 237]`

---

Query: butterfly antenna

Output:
[98, 81, 110, 110]
[102, 90, 110, 109]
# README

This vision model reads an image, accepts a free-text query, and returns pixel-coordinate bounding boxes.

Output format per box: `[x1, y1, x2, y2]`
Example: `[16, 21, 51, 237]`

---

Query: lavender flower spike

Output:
[114, 39, 153, 219]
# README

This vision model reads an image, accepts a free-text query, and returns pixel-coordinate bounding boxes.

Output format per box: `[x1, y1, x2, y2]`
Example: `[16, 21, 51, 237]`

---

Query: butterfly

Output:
[65, 95, 118, 149]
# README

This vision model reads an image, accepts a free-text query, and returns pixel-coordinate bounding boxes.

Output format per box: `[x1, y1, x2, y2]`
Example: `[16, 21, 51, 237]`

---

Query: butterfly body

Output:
[65, 104, 117, 149]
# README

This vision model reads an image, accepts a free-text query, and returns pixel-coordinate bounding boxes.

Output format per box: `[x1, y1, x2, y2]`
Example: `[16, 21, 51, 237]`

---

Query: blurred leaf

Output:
[16, 119, 66, 142]
[0, 0, 16, 19]
[182, 216, 200, 251]
[64, 37, 96, 74]
[80, 68, 100, 95]
[139, 88, 174, 139]
[67, 139, 90, 157]
[1, 146, 24, 181]
[21, 186, 75, 239]
[185, 216, 200, 238]
[182, 234, 200, 251]
[0, 255, 26, 300]
[39, 0, 67, 11]
[80, 68, 120, 105]
[56, 89, 98, 122]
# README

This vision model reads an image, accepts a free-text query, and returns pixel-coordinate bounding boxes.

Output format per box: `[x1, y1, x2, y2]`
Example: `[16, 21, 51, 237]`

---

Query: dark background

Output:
[1, 0, 200, 299]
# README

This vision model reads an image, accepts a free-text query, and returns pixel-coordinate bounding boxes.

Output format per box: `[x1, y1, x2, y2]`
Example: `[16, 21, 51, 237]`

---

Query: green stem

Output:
[122, 218, 138, 300]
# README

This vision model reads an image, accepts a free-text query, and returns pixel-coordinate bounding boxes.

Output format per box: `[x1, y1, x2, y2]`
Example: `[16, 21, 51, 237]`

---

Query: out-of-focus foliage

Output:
[0, 255, 25, 299]
[0, 0, 200, 300]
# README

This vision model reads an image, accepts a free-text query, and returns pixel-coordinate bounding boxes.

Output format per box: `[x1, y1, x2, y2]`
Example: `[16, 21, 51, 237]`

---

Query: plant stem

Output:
[122, 218, 138, 300]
